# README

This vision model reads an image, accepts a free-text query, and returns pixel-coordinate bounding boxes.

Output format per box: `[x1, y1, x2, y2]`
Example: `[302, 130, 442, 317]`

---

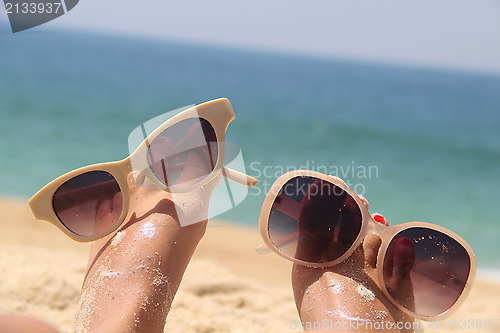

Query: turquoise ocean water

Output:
[1, 26, 499, 271]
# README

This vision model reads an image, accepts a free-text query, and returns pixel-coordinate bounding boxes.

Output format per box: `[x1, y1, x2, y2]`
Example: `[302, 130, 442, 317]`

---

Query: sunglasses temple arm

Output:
[255, 244, 273, 255]
[222, 167, 258, 187]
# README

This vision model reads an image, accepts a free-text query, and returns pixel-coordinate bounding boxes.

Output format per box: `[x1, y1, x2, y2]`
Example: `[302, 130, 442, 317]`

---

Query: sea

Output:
[1, 25, 499, 274]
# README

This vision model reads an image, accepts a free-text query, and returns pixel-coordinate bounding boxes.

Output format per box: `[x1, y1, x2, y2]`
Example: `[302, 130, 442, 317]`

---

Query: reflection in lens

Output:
[53, 171, 123, 237]
[267, 176, 363, 264]
[383, 227, 470, 318]
[147, 117, 218, 189]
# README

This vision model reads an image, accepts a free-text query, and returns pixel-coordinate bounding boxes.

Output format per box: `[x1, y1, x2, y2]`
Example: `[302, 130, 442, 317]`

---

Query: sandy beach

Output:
[0, 197, 499, 332]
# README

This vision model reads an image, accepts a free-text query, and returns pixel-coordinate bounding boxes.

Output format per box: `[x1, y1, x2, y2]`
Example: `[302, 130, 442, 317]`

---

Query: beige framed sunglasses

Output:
[258, 170, 476, 321]
[29, 98, 257, 242]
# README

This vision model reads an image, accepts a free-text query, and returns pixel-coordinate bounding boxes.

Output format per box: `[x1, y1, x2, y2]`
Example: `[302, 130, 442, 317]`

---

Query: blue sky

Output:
[2, 0, 500, 74]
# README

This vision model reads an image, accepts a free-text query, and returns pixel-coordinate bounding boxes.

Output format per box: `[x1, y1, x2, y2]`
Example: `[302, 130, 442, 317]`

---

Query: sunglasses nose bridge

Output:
[366, 217, 387, 237]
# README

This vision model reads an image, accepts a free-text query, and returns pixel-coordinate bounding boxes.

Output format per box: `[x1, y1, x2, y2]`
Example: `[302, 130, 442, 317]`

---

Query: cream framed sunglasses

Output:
[258, 170, 476, 321]
[29, 98, 257, 242]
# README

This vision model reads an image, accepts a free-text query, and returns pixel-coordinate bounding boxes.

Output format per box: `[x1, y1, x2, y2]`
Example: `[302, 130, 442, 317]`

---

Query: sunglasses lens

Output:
[267, 176, 362, 264]
[147, 117, 218, 189]
[52, 171, 123, 237]
[383, 227, 470, 318]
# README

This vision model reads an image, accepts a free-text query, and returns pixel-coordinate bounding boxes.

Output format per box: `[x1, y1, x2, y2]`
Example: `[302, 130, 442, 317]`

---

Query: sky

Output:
[1, 0, 500, 74]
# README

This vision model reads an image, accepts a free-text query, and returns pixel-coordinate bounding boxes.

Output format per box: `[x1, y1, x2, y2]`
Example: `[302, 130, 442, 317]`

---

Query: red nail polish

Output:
[373, 214, 385, 223]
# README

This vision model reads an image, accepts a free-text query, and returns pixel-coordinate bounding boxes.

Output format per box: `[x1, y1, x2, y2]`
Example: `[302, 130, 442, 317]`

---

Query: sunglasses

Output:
[29, 98, 257, 242]
[258, 170, 476, 321]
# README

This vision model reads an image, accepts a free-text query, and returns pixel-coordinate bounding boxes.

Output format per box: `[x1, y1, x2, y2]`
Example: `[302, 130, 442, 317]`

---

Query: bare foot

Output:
[292, 214, 417, 333]
[74, 147, 221, 333]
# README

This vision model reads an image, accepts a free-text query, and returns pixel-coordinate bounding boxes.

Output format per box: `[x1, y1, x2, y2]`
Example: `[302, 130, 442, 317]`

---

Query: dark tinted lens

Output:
[147, 117, 218, 189]
[53, 171, 123, 237]
[268, 176, 363, 264]
[383, 227, 470, 317]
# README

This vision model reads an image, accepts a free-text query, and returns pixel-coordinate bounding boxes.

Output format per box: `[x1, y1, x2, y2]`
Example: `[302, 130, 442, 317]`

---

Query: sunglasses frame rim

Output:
[29, 98, 236, 242]
[259, 170, 477, 321]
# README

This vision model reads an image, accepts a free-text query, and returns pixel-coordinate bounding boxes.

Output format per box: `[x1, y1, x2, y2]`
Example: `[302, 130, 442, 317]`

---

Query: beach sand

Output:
[0, 197, 499, 332]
